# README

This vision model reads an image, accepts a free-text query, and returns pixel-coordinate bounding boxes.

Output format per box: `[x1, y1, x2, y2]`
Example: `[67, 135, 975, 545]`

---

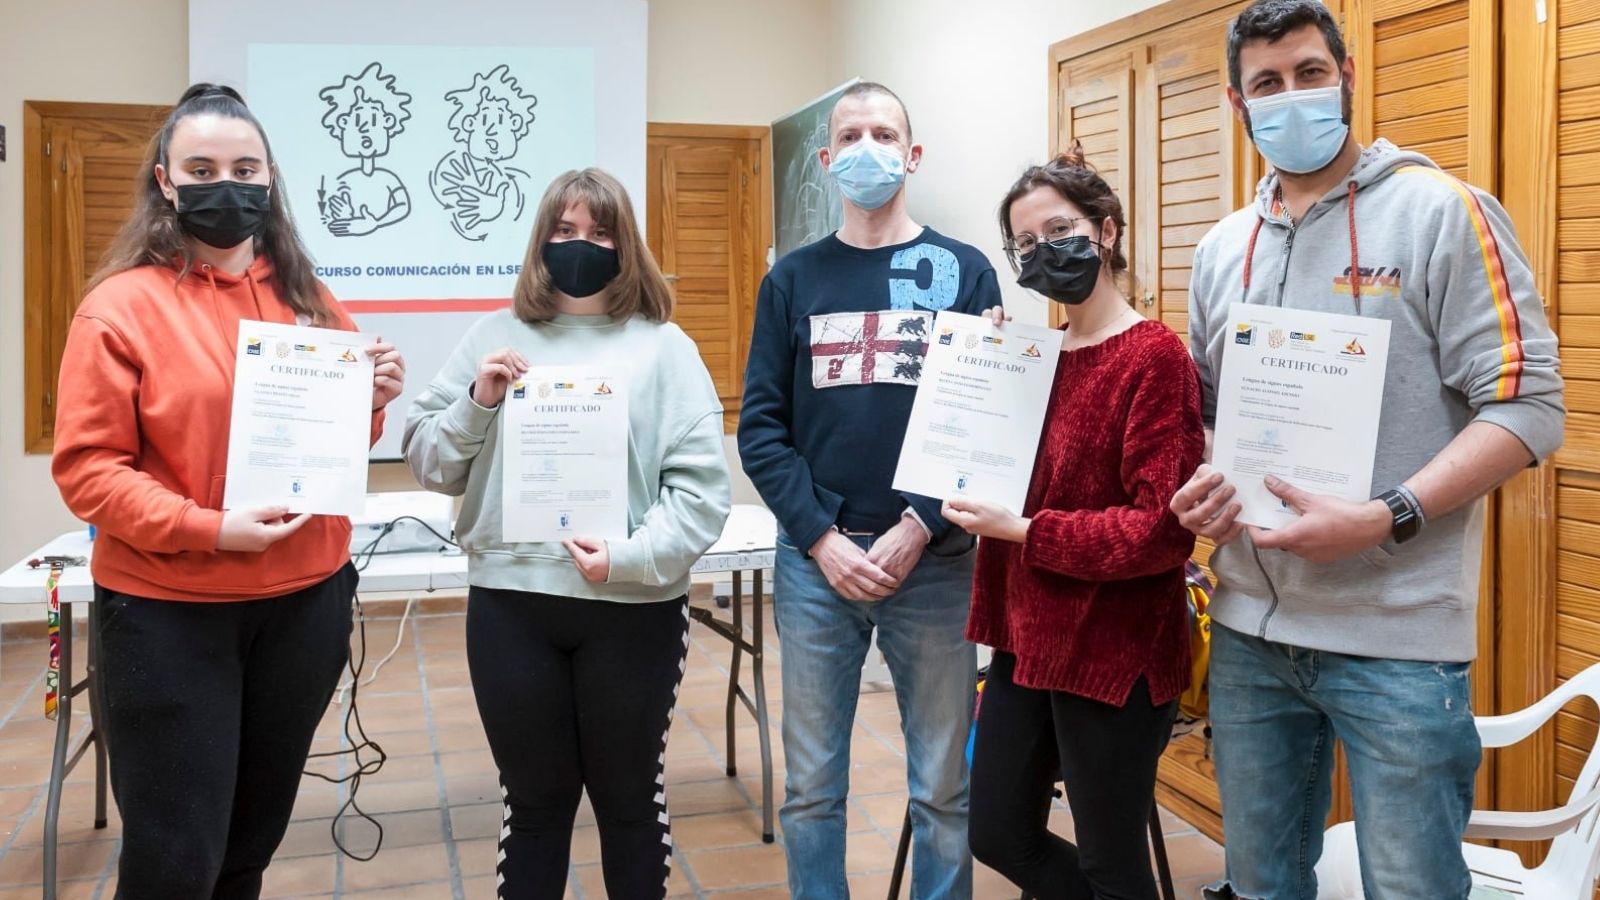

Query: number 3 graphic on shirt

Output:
[888, 245, 960, 312]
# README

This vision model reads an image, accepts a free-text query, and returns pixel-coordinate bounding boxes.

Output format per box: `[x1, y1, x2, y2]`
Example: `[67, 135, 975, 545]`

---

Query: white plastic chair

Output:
[1315, 662, 1600, 899]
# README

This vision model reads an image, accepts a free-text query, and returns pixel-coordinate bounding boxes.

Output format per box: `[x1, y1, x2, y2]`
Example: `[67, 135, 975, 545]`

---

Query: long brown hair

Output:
[88, 83, 331, 323]
[512, 168, 673, 323]
[998, 141, 1132, 292]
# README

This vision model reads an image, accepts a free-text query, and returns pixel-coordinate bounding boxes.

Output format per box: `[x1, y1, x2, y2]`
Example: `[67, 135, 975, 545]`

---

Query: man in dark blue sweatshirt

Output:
[738, 81, 1002, 899]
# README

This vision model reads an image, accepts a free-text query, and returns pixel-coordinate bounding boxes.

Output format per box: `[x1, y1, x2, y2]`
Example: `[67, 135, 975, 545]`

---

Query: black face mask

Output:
[1016, 235, 1105, 305]
[174, 181, 270, 249]
[543, 239, 621, 299]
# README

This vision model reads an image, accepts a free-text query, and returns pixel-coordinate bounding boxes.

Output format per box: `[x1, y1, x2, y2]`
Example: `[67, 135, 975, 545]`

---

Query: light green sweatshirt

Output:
[402, 310, 732, 603]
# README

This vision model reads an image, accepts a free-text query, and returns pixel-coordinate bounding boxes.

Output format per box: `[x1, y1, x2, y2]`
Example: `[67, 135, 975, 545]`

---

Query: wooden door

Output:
[1490, 0, 1600, 874]
[645, 124, 770, 432]
[1555, 0, 1600, 821]
[1055, 48, 1140, 328]
[23, 102, 167, 454]
[1138, 20, 1259, 342]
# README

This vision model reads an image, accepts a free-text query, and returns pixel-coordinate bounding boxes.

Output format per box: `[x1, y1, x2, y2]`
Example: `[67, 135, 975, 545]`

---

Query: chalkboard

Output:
[772, 78, 859, 259]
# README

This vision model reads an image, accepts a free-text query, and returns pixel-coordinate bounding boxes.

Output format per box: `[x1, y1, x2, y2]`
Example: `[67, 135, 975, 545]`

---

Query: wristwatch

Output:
[1377, 487, 1424, 544]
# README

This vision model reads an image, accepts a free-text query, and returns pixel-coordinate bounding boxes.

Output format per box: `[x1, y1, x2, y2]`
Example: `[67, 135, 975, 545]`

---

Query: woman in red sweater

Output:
[943, 146, 1203, 899]
[51, 84, 404, 899]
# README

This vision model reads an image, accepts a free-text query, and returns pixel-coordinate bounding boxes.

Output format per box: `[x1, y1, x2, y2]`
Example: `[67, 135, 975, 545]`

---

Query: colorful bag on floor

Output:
[44, 561, 62, 720]
[1177, 560, 1213, 724]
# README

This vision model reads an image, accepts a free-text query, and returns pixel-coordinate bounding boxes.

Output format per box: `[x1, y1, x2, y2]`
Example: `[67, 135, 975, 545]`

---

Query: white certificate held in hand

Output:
[223, 320, 373, 516]
[1213, 303, 1392, 529]
[892, 311, 1062, 514]
[501, 367, 629, 543]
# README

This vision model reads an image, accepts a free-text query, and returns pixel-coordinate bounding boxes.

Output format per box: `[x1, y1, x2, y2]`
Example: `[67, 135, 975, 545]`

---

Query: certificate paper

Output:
[223, 320, 372, 515]
[892, 311, 1062, 513]
[1213, 303, 1392, 529]
[501, 367, 629, 543]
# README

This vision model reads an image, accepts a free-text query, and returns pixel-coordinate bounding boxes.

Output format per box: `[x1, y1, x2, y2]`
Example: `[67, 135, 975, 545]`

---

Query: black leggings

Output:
[969, 651, 1177, 900]
[96, 563, 356, 900]
[466, 587, 689, 900]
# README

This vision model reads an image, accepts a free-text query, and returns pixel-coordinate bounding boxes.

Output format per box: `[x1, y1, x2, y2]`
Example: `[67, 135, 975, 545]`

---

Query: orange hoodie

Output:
[52, 258, 385, 602]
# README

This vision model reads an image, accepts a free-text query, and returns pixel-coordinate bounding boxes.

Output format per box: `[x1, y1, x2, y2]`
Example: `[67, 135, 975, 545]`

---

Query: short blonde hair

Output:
[512, 168, 673, 323]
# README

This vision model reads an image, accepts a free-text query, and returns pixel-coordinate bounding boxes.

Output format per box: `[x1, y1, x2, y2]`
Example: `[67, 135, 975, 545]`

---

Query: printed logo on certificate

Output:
[1212, 304, 1392, 529]
[500, 367, 630, 543]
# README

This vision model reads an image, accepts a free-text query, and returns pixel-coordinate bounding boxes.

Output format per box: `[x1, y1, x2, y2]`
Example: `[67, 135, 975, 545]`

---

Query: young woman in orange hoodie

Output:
[50, 84, 405, 899]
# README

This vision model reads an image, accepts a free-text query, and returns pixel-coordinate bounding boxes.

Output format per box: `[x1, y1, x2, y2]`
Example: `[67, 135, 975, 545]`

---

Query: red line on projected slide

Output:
[341, 298, 513, 313]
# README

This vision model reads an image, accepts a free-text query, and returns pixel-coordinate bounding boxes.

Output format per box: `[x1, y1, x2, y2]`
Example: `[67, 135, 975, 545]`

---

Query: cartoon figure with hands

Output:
[430, 64, 538, 242]
[317, 62, 413, 238]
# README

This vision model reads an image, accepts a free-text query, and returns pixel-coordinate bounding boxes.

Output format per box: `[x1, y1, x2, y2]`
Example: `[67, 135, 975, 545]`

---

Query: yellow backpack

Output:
[1178, 560, 1213, 724]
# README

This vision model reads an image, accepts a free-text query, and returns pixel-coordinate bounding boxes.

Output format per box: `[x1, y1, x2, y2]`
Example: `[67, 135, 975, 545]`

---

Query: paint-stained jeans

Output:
[1204, 623, 1481, 900]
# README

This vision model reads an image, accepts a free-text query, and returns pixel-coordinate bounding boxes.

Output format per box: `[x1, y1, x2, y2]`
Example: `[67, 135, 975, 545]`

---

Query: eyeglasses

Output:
[1005, 216, 1101, 261]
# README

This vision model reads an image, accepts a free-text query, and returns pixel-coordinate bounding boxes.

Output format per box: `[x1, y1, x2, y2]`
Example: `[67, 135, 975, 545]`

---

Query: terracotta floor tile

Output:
[569, 823, 601, 865]
[845, 830, 896, 874]
[444, 771, 500, 808]
[666, 777, 751, 817]
[453, 836, 499, 879]
[679, 842, 789, 891]
[260, 850, 335, 898]
[855, 792, 910, 834]
[435, 724, 488, 754]
[448, 801, 502, 842]
[339, 840, 450, 891]
[438, 749, 496, 783]
[356, 807, 445, 851]
[354, 777, 443, 816]
[343, 881, 455, 899]
[669, 811, 771, 850]
[1158, 831, 1227, 880]
[847, 872, 893, 897]
[0, 839, 112, 886]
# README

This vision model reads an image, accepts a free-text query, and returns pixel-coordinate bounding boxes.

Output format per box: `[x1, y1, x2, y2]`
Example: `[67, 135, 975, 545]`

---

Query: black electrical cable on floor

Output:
[303, 516, 458, 861]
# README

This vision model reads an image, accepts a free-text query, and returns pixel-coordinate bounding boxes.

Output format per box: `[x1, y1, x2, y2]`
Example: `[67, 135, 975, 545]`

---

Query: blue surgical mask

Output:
[828, 140, 906, 210]
[1245, 84, 1349, 175]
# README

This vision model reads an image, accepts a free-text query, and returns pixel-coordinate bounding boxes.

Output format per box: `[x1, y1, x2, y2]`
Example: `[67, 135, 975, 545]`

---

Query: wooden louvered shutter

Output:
[646, 125, 766, 432]
[24, 102, 167, 453]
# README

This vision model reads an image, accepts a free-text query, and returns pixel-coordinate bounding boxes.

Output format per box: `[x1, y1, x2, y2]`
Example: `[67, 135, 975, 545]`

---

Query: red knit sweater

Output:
[966, 319, 1203, 707]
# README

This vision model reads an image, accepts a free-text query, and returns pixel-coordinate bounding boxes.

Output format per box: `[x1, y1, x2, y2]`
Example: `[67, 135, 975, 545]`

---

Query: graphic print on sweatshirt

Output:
[806, 243, 959, 389]
[809, 310, 932, 388]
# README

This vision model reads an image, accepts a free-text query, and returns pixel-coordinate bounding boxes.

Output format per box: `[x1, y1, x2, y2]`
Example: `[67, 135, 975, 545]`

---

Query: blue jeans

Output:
[1205, 623, 1481, 900]
[774, 532, 977, 900]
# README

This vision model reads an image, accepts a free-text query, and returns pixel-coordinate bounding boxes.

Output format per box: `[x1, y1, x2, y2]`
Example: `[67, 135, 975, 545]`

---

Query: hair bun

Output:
[178, 83, 245, 106]
[1056, 140, 1089, 171]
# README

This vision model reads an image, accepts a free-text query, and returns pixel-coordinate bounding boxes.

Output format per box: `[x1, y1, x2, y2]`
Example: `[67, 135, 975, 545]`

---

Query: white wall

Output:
[648, 0, 836, 126]
[828, 0, 1167, 326]
[0, 0, 190, 584]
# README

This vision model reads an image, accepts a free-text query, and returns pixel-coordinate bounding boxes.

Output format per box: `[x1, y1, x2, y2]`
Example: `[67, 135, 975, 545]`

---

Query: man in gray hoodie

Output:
[1170, 2, 1565, 897]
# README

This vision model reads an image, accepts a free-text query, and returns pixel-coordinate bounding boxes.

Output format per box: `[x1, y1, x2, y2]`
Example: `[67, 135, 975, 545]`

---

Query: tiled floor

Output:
[0, 591, 1223, 898]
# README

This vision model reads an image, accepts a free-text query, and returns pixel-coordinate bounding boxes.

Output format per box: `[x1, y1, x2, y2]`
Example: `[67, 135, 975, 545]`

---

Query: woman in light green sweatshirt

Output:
[403, 168, 731, 899]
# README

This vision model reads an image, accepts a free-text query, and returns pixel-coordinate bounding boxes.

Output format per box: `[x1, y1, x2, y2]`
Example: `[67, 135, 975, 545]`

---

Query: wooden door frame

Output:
[23, 100, 164, 455]
[1496, 0, 1561, 859]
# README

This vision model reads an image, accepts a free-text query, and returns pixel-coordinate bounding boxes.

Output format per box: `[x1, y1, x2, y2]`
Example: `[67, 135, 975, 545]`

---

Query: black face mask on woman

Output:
[1016, 235, 1106, 305]
[542, 239, 622, 299]
[174, 181, 270, 249]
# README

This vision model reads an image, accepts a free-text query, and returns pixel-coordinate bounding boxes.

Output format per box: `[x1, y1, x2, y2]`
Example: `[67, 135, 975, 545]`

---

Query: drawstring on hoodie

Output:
[200, 262, 269, 350]
[1240, 180, 1363, 314]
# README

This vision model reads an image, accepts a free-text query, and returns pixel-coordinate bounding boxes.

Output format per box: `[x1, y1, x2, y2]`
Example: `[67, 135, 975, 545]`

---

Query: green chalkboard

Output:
[772, 78, 859, 259]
